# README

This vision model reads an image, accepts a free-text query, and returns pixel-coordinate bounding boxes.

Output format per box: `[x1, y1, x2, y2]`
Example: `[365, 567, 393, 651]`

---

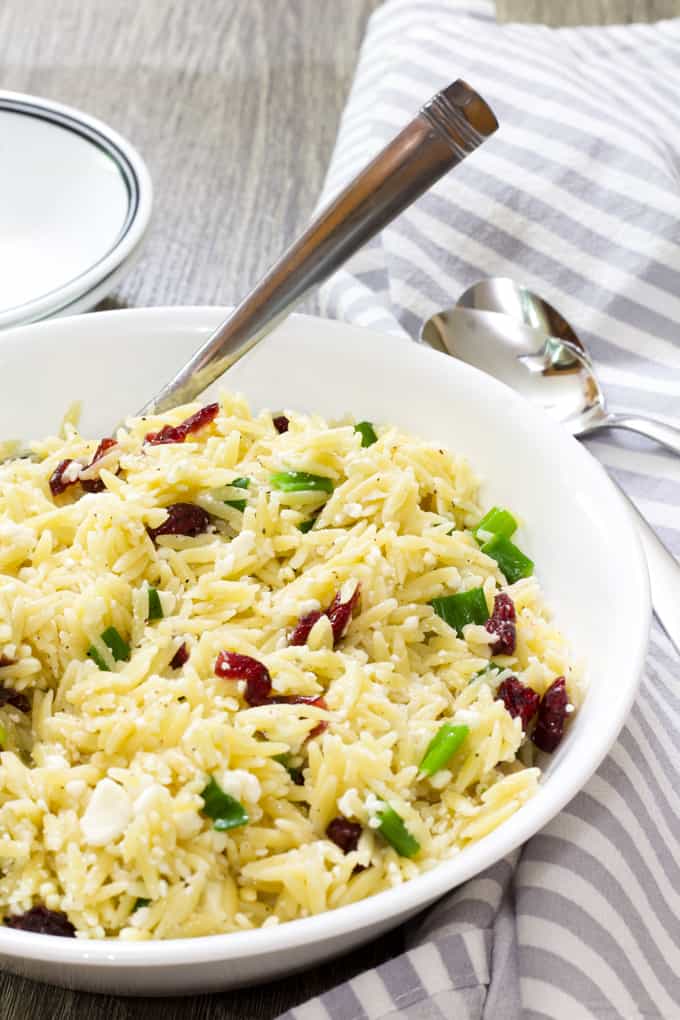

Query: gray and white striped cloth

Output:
[281, 3, 680, 1018]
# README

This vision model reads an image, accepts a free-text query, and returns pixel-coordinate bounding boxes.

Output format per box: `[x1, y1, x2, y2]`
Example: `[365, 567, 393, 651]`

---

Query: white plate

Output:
[0, 93, 152, 329]
[0, 307, 650, 995]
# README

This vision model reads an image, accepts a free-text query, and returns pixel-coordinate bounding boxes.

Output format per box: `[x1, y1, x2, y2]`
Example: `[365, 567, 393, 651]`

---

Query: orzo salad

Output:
[0, 396, 582, 939]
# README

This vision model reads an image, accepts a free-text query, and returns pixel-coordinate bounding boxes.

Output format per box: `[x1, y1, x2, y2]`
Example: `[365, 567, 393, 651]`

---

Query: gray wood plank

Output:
[497, 0, 680, 24]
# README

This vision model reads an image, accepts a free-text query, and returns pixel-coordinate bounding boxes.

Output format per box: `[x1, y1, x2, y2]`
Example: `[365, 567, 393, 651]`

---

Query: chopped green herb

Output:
[200, 776, 249, 831]
[270, 470, 334, 494]
[419, 723, 469, 776]
[430, 587, 489, 634]
[354, 421, 378, 447]
[147, 587, 163, 622]
[224, 476, 250, 512]
[298, 516, 318, 534]
[87, 646, 110, 671]
[481, 534, 534, 584]
[375, 804, 420, 857]
[87, 626, 130, 672]
[273, 753, 304, 785]
[474, 506, 518, 542]
[133, 897, 151, 911]
[0, 722, 6, 749]
[101, 626, 130, 663]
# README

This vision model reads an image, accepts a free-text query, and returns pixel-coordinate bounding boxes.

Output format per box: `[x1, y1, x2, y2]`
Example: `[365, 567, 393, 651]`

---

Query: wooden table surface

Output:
[0, 0, 674, 1016]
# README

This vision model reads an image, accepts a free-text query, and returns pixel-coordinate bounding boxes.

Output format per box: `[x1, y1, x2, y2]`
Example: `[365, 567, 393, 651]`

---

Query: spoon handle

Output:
[593, 413, 680, 458]
[140, 80, 497, 416]
[612, 480, 680, 654]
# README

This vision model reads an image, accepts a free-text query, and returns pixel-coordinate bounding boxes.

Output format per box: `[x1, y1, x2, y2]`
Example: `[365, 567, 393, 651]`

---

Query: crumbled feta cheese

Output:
[65, 780, 87, 799]
[61, 461, 82, 484]
[364, 792, 385, 823]
[220, 769, 261, 804]
[81, 778, 132, 846]
[337, 787, 362, 819]
[298, 599, 321, 616]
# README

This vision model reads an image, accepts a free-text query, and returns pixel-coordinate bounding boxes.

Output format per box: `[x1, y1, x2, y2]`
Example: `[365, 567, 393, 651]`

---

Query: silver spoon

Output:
[420, 299, 680, 653]
[457, 277, 680, 456]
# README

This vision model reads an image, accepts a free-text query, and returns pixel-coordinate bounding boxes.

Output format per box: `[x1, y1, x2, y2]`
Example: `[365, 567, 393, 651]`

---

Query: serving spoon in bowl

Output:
[420, 292, 680, 653]
[140, 79, 498, 417]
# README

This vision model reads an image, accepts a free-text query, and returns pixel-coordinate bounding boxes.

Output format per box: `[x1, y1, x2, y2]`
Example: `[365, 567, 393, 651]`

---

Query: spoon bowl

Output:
[421, 306, 604, 435]
[447, 278, 680, 457]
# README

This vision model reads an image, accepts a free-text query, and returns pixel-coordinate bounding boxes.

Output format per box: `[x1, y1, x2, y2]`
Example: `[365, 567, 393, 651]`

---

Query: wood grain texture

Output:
[0, 0, 674, 1015]
[497, 0, 680, 24]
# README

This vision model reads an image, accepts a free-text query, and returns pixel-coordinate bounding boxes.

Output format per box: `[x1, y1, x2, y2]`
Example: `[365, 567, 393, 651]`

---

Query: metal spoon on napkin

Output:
[457, 278, 680, 456]
[140, 79, 498, 417]
[420, 292, 680, 654]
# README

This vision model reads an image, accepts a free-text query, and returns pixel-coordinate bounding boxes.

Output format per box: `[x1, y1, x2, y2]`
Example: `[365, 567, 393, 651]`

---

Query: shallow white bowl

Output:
[0, 307, 650, 995]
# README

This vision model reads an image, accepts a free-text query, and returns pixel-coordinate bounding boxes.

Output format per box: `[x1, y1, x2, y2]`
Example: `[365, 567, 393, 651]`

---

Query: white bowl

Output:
[0, 307, 650, 995]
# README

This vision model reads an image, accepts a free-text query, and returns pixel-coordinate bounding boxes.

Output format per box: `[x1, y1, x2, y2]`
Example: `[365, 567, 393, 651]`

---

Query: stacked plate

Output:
[0, 91, 152, 329]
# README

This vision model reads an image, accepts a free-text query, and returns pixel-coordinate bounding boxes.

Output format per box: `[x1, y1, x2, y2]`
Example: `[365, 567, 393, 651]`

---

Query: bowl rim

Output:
[0, 306, 651, 968]
[0, 91, 153, 329]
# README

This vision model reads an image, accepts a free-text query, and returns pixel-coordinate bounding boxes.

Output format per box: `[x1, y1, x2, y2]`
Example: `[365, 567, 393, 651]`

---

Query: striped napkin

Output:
[280, 3, 680, 1019]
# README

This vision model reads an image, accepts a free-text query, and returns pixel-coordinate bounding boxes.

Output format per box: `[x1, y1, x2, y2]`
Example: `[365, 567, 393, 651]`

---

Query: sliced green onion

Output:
[297, 516, 318, 534]
[419, 723, 469, 776]
[270, 470, 334, 494]
[147, 587, 163, 622]
[375, 804, 420, 858]
[474, 506, 518, 542]
[87, 626, 130, 671]
[101, 626, 130, 662]
[133, 897, 151, 912]
[430, 587, 489, 634]
[481, 534, 534, 584]
[354, 421, 378, 447]
[87, 646, 110, 671]
[200, 776, 249, 831]
[0, 722, 6, 749]
[224, 476, 250, 512]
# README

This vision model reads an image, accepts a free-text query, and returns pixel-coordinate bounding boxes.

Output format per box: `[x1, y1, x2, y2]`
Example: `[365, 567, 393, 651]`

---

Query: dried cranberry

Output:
[326, 585, 361, 644]
[145, 403, 219, 446]
[49, 459, 76, 497]
[289, 611, 323, 646]
[148, 503, 211, 541]
[273, 415, 289, 434]
[0, 686, 30, 714]
[533, 676, 568, 753]
[0, 655, 16, 668]
[326, 817, 362, 853]
[497, 677, 539, 730]
[485, 593, 516, 655]
[4, 905, 75, 937]
[81, 438, 117, 493]
[215, 651, 272, 706]
[169, 643, 189, 670]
